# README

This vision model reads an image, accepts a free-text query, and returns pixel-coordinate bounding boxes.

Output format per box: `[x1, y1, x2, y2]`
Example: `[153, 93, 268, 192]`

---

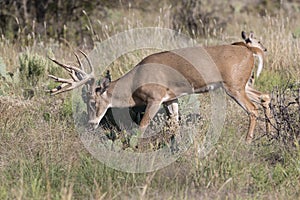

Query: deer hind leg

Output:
[245, 86, 271, 133]
[224, 87, 258, 143]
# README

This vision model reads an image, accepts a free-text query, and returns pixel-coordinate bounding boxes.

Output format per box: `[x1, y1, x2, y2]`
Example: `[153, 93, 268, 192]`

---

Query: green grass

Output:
[1, 119, 299, 199]
[0, 93, 299, 199]
[255, 70, 297, 92]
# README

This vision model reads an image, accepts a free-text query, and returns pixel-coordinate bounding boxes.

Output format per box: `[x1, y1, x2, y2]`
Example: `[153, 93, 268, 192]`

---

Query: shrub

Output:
[270, 83, 300, 146]
[59, 98, 74, 121]
[18, 51, 59, 98]
[19, 52, 46, 87]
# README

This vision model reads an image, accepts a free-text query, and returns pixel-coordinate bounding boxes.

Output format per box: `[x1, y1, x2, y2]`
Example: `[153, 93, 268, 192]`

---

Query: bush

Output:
[59, 98, 73, 121]
[19, 52, 46, 87]
[270, 83, 300, 146]
[18, 51, 58, 90]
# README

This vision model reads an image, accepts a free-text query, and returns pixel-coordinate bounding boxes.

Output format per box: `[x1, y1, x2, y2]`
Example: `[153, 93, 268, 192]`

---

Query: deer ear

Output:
[241, 31, 247, 40]
[100, 77, 110, 89]
[249, 31, 254, 39]
[98, 70, 111, 89]
[95, 77, 110, 95]
[95, 85, 108, 95]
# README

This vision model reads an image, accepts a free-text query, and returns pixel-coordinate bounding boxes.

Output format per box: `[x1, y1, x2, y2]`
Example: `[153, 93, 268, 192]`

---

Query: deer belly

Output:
[193, 82, 223, 93]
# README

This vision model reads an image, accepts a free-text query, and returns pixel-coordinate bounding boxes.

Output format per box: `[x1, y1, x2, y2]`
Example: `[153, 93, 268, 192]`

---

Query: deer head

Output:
[48, 51, 112, 129]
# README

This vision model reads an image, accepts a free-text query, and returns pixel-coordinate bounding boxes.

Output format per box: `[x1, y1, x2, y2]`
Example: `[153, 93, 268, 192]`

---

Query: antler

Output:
[48, 50, 95, 95]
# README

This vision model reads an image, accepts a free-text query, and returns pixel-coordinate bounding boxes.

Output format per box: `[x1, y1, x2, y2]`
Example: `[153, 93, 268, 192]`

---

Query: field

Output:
[0, 1, 300, 199]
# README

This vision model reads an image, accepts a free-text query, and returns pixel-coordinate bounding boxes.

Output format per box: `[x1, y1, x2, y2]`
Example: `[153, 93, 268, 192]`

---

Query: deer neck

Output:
[105, 81, 136, 108]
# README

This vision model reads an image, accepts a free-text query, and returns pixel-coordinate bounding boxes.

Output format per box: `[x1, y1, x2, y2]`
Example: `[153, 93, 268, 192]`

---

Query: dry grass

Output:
[0, 1, 300, 199]
[263, 16, 300, 76]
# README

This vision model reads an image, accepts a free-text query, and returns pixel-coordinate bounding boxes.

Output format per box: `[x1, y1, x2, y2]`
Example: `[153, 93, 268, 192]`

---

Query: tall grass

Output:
[263, 16, 300, 76]
[0, 1, 300, 199]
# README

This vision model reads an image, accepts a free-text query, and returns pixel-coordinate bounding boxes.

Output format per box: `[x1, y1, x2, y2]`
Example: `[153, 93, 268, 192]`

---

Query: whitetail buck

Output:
[48, 31, 271, 143]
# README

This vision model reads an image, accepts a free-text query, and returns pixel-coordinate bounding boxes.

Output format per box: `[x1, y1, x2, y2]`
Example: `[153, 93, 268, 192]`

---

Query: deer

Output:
[48, 31, 271, 143]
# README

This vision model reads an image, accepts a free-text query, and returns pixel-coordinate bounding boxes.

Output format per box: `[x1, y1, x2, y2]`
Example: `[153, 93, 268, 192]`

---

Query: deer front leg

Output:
[139, 101, 162, 135]
[163, 99, 180, 122]
[162, 99, 180, 141]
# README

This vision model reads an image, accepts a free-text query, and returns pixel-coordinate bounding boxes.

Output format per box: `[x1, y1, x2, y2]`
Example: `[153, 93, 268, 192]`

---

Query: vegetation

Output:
[0, 0, 300, 199]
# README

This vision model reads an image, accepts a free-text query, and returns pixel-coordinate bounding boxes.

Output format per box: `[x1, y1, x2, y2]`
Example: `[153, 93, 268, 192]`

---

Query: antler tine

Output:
[49, 82, 82, 95]
[73, 52, 84, 70]
[47, 51, 96, 96]
[48, 74, 73, 84]
[48, 56, 87, 76]
[46, 83, 69, 95]
[48, 74, 94, 95]
[79, 50, 94, 75]
[48, 56, 71, 73]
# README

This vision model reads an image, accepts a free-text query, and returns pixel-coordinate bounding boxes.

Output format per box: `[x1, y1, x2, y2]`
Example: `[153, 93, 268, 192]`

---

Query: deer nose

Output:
[264, 48, 267, 52]
[88, 120, 99, 130]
